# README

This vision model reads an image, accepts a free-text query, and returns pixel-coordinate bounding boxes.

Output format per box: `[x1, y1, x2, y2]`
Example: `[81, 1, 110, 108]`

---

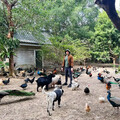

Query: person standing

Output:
[61, 49, 74, 87]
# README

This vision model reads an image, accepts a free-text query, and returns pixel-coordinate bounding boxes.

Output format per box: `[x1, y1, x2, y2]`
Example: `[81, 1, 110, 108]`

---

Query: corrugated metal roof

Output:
[14, 30, 51, 45]
[14, 30, 39, 44]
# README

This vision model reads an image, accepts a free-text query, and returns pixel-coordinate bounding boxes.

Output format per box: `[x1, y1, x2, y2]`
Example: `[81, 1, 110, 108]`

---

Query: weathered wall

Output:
[14, 47, 36, 69]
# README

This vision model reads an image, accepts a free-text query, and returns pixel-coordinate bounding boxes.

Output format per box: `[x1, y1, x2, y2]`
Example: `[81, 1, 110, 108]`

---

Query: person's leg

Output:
[68, 67, 72, 86]
[65, 67, 68, 84]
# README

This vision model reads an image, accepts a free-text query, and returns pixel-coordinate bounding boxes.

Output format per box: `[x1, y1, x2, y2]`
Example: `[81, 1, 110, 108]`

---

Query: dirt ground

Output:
[0, 66, 120, 120]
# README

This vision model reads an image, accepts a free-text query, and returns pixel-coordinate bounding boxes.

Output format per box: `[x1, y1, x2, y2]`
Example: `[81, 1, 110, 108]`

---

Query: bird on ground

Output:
[80, 67, 85, 72]
[106, 82, 111, 90]
[73, 71, 81, 78]
[20, 82, 27, 89]
[2, 78, 10, 85]
[107, 90, 120, 113]
[37, 69, 47, 77]
[99, 96, 105, 103]
[29, 77, 35, 84]
[27, 68, 32, 73]
[24, 78, 30, 83]
[26, 71, 35, 76]
[86, 68, 92, 75]
[0, 90, 35, 102]
[113, 77, 120, 82]
[115, 69, 119, 74]
[97, 73, 104, 83]
[85, 103, 91, 112]
[103, 69, 110, 74]
[0, 91, 9, 102]
[84, 86, 90, 95]
[52, 68, 57, 74]
[89, 73, 92, 77]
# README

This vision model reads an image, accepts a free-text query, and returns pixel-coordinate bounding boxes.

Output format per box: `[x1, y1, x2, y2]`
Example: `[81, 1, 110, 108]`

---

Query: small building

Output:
[14, 30, 51, 69]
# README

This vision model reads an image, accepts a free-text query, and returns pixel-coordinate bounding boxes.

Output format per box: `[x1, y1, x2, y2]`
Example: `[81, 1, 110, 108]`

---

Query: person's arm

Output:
[71, 56, 74, 72]
[61, 56, 65, 71]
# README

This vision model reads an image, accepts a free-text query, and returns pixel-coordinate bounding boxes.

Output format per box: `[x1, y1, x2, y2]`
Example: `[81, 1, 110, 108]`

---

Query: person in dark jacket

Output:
[61, 49, 74, 87]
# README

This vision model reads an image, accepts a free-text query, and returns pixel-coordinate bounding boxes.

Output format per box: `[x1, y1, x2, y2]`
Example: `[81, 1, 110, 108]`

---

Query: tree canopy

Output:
[90, 11, 120, 63]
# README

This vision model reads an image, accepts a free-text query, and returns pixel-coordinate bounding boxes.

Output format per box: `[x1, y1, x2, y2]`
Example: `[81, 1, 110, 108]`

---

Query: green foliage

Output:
[90, 11, 120, 62]
[0, 0, 98, 65]
[42, 35, 91, 64]
[0, 61, 9, 69]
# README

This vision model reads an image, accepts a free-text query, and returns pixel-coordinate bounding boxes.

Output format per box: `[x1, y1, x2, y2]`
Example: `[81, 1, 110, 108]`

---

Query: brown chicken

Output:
[106, 82, 111, 90]
[85, 103, 91, 112]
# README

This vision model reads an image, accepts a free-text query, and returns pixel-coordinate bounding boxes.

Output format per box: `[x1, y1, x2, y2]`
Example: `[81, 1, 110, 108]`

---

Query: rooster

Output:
[2, 78, 10, 85]
[106, 82, 111, 90]
[28, 77, 35, 84]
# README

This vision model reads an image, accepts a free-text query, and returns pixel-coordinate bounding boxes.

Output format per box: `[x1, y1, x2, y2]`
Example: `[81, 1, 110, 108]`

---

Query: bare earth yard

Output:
[0, 66, 120, 120]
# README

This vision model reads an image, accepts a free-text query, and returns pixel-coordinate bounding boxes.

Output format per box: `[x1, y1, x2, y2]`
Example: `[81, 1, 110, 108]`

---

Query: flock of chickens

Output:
[0, 66, 120, 115]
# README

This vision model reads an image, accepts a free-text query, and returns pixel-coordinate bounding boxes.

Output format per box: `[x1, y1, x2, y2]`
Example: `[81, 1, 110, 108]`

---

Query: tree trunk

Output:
[1, 0, 18, 77]
[95, 0, 120, 31]
[9, 52, 14, 76]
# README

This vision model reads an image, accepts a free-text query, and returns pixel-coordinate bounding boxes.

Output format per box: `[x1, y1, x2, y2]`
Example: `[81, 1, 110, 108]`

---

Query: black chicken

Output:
[113, 77, 120, 82]
[2, 78, 10, 85]
[29, 77, 35, 84]
[20, 82, 27, 89]
[27, 68, 32, 73]
[84, 86, 90, 95]
[24, 78, 30, 83]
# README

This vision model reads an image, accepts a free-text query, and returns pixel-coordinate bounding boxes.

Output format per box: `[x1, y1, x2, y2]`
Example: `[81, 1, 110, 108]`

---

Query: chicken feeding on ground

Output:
[2, 78, 10, 85]
[84, 85, 90, 95]
[107, 90, 120, 113]
[85, 103, 91, 113]
[99, 96, 105, 103]
[24, 78, 30, 83]
[19, 70, 26, 77]
[27, 68, 32, 73]
[113, 77, 120, 83]
[20, 82, 27, 90]
[71, 79, 79, 90]
[103, 69, 110, 74]
[28, 77, 35, 84]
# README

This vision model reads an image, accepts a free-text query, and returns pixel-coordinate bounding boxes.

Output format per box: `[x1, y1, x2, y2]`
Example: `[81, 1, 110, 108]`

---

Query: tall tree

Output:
[90, 11, 120, 65]
[0, 0, 18, 76]
[95, 0, 120, 31]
